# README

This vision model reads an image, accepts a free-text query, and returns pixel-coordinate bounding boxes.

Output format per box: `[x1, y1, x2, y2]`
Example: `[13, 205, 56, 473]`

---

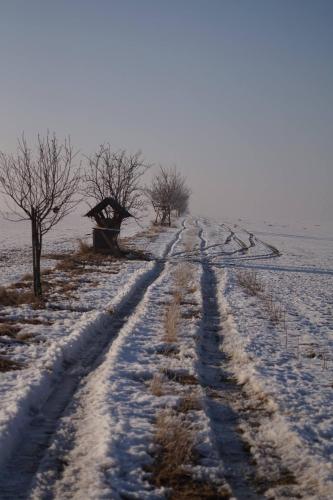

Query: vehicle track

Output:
[0, 222, 187, 500]
[196, 222, 259, 499]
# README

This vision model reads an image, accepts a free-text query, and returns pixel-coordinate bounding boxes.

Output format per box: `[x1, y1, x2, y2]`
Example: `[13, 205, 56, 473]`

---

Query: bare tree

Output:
[146, 166, 190, 225]
[84, 144, 149, 253]
[0, 133, 80, 297]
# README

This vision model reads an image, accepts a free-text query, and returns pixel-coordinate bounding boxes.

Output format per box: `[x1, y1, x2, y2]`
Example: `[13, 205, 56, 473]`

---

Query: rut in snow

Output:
[197, 224, 259, 499]
[0, 223, 186, 500]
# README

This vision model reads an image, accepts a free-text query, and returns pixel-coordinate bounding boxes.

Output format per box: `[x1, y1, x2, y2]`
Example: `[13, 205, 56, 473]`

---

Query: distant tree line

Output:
[0, 132, 190, 297]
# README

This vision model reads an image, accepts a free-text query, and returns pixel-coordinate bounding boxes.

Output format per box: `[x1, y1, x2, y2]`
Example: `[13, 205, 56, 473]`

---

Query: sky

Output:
[0, 0, 332, 224]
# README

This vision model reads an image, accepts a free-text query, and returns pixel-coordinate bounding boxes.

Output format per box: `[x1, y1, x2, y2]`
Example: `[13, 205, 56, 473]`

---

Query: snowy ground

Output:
[0, 213, 332, 499]
[200, 217, 333, 498]
[0, 211, 149, 287]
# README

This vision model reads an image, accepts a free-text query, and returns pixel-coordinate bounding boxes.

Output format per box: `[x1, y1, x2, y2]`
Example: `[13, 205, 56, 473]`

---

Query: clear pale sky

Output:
[0, 0, 332, 224]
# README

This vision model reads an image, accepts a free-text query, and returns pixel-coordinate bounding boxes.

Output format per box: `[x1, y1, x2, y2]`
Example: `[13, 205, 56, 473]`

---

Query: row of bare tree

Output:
[0, 133, 190, 297]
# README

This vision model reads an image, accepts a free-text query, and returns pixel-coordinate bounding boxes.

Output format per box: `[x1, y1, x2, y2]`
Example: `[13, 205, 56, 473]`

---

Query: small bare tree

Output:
[146, 166, 190, 225]
[0, 133, 80, 297]
[84, 144, 149, 253]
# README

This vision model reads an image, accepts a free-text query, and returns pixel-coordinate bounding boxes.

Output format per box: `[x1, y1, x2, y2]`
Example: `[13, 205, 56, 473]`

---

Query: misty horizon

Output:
[0, 0, 332, 225]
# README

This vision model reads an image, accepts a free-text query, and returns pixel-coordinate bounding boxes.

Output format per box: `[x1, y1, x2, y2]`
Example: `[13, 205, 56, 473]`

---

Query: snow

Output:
[28, 221, 228, 499]
[0, 215, 176, 473]
[0, 212, 332, 498]
[200, 217, 333, 497]
[0, 211, 151, 287]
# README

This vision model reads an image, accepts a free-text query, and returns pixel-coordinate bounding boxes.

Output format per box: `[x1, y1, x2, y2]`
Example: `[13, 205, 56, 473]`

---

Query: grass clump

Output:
[150, 373, 165, 397]
[236, 270, 263, 296]
[0, 323, 21, 338]
[150, 409, 228, 499]
[174, 263, 193, 291]
[0, 287, 42, 307]
[164, 298, 180, 343]
[177, 394, 201, 413]
[264, 295, 284, 324]
[0, 356, 24, 372]
[154, 409, 196, 474]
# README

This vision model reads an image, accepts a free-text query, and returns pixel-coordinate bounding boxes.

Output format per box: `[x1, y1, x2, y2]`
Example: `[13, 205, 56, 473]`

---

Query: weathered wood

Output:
[85, 197, 132, 255]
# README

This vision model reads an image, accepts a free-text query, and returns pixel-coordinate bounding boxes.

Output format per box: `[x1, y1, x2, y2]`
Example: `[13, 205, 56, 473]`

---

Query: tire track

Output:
[0, 223, 187, 500]
[196, 221, 259, 499]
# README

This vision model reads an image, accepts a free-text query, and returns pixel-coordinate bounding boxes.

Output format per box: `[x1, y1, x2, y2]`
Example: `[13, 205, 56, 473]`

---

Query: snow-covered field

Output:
[0, 211, 148, 286]
[201, 217, 333, 498]
[0, 213, 332, 499]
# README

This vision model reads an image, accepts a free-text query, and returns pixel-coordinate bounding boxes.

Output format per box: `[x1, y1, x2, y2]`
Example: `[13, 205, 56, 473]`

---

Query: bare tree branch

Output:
[0, 132, 81, 296]
[146, 166, 190, 225]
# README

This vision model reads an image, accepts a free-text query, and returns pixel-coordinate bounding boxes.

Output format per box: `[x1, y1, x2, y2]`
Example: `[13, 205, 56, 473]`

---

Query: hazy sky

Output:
[0, 0, 332, 224]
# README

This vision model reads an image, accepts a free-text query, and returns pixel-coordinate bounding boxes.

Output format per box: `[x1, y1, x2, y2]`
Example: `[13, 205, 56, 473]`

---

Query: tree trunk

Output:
[31, 210, 42, 297]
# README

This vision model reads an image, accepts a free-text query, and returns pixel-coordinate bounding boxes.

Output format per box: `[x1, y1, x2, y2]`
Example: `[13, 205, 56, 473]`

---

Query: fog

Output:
[0, 0, 332, 226]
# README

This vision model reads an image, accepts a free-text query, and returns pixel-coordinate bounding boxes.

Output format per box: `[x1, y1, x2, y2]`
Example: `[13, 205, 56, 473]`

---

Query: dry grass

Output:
[8, 281, 31, 290]
[236, 270, 286, 326]
[42, 252, 71, 261]
[156, 344, 179, 357]
[264, 295, 284, 324]
[150, 409, 228, 499]
[163, 297, 181, 343]
[0, 316, 51, 325]
[154, 409, 196, 471]
[0, 287, 43, 307]
[178, 394, 202, 413]
[181, 307, 200, 320]
[236, 270, 263, 296]
[162, 368, 198, 386]
[0, 323, 21, 338]
[184, 234, 196, 253]
[174, 263, 193, 291]
[150, 373, 165, 397]
[16, 331, 37, 342]
[21, 273, 33, 281]
[0, 356, 24, 372]
[61, 281, 80, 296]
[148, 246, 230, 498]
[55, 257, 79, 272]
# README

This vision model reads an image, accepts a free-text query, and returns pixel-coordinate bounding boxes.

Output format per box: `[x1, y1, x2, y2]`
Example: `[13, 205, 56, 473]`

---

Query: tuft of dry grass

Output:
[236, 270, 263, 296]
[150, 373, 165, 397]
[154, 409, 196, 471]
[56, 257, 79, 272]
[21, 273, 33, 281]
[264, 295, 284, 324]
[16, 331, 36, 342]
[150, 409, 228, 499]
[0, 287, 43, 307]
[0, 316, 51, 325]
[174, 263, 193, 291]
[156, 344, 179, 357]
[0, 323, 21, 338]
[236, 270, 285, 325]
[164, 297, 181, 343]
[178, 394, 202, 413]
[8, 281, 31, 290]
[184, 235, 195, 254]
[0, 356, 24, 372]
[162, 368, 198, 386]
[61, 281, 79, 297]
